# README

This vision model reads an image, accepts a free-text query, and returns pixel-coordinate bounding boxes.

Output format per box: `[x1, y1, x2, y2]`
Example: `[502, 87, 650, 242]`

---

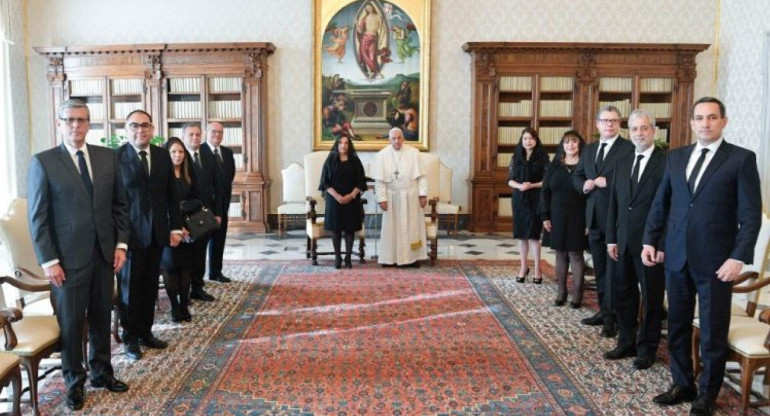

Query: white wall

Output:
[718, 0, 770, 206]
[19, 0, 717, 214]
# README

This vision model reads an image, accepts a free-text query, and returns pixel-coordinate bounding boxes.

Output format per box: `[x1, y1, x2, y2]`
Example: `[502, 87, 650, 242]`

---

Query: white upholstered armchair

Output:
[277, 162, 307, 235]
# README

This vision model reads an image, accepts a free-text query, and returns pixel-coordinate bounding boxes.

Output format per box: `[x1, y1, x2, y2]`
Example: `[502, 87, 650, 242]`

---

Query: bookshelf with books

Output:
[35, 42, 276, 233]
[463, 42, 708, 232]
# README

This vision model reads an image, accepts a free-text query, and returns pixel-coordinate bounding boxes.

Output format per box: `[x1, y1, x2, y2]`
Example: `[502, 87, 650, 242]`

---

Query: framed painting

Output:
[314, 0, 431, 151]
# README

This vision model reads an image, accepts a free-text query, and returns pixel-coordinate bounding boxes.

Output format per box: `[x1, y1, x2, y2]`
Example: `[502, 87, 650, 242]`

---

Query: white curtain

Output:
[0, 0, 15, 212]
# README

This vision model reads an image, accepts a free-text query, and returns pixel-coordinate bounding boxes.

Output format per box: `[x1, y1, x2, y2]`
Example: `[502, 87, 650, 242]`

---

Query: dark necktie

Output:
[139, 150, 150, 178]
[688, 148, 709, 194]
[595, 142, 607, 171]
[76, 150, 93, 199]
[630, 154, 644, 192]
[213, 148, 223, 167]
[194, 151, 202, 170]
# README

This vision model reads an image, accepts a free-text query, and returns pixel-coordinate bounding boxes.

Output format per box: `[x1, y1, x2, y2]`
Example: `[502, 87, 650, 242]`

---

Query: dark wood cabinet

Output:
[463, 42, 709, 232]
[34, 42, 275, 233]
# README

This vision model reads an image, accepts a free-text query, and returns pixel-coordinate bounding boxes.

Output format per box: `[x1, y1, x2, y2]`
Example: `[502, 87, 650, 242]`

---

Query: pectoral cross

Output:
[394, 169, 400, 179]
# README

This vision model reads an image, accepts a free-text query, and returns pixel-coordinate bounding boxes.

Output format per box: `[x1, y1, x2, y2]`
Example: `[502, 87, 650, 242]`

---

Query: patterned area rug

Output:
[32, 260, 763, 415]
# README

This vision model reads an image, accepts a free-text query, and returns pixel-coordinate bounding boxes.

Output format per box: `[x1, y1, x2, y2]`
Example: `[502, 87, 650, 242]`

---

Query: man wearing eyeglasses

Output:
[116, 110, 183, 360]
[28, 99, 131, 410]
[573, 105, 634, 339]
[202, 122, 236, 283]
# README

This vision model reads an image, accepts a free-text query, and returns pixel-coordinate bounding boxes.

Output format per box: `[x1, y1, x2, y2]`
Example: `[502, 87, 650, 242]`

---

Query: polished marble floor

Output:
[223, 228, 553, 262]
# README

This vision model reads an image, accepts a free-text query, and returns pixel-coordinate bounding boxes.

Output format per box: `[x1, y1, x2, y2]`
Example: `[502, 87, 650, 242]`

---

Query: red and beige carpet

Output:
[33, 260, 761, 415]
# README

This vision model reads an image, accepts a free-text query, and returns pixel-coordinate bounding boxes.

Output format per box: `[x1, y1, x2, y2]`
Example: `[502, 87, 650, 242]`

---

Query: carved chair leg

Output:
[738, 358, 755, 415]
[21, 358, 40, 416]
[10, 366, 20, 416]
[692, 328, 701, 380]
[358, 237, 365, 263]
[312, 239, 319, 265]
[306, 236, 311, 259]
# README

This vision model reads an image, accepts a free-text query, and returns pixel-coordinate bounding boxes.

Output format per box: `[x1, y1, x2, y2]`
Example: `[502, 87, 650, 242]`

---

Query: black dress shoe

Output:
[570, 302, 581, 309]
[553, 299, 565, 307]
[581, 311, 604, 326]
[690, 395, 715, 415]
[633, 355, 655, 370]
[603, 346, 637, 360]
[653, 384, 698, 406]
[139, 335, 169, 349]
[600, 322, 618, 338]
[190, 289, 215, 302]
[66, 385, 85, 410]
[91, 375, 129, 393]
[209, 274, 231, 283]
[124, 342, 142, 360]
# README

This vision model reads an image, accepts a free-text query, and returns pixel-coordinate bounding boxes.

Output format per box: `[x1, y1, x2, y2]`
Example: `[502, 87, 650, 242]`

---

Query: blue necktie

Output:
[76, 150, 93, 199]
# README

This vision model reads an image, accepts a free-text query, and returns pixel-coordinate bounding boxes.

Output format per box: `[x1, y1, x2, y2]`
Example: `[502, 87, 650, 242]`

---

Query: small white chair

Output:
[437, 162, 462, 235]
[277, 163, 307, 235]
[304, 152, 367, 265]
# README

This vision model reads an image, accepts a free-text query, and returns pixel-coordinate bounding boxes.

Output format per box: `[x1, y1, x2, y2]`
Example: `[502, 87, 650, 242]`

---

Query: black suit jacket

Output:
[190, 145, 224, 217]
[644, 141, 762, 275]
[606, 147, 666, 256]
[28, 144, 130, 268]
[202, 142, 235, 216]
[573, 137, 635, 232]
[117, 143, 183, 249]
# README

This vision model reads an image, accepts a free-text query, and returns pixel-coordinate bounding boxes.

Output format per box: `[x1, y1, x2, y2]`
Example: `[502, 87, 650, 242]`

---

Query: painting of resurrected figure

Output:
[316, 0, 430, 151]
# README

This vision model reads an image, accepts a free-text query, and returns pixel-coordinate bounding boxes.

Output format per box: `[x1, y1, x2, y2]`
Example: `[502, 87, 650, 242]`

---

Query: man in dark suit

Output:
[182, 123, 222, 301]
[573, 105, 635, 338]
[604, 109, 666, 370]
[27, 99, 131, 410]
[643, 97, 762, 416]
[202, 122, 236, 283]
[117, 110, 183, 360]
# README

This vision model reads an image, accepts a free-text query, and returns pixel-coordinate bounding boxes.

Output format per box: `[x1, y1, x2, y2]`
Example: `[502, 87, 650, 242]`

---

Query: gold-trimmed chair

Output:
[277, 162, 307, 236]
[0, 198, 62, 415]
[304, 151, 366, 265]
[692, 212, 770, 414]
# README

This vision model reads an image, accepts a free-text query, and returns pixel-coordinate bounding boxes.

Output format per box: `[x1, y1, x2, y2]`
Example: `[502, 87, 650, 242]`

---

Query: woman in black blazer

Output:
[540, 131, 587, 307]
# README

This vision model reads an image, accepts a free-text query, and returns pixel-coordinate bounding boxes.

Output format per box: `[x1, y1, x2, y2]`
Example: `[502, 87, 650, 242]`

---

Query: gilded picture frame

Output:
[314, 0, 431, 151]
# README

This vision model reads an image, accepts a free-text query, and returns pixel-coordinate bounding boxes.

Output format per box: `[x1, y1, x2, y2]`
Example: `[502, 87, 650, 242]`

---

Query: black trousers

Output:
[54, 244, 114, 389]
[613, 248, 665, 356]
[207, 215, 228, 278]
[118, 242, 163, 342]
[666, 263, 732, 399]
[190, 238, 208, 292]
[588, 228, 614, 321]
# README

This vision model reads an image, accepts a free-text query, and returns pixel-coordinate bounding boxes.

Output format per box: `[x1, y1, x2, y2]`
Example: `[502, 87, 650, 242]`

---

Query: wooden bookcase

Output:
[34, 42, 276, 233]
[462, 42, 709, 233]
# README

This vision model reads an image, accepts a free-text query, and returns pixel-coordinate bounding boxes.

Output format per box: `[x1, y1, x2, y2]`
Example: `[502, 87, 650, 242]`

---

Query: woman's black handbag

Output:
[184, 206, 219, 242]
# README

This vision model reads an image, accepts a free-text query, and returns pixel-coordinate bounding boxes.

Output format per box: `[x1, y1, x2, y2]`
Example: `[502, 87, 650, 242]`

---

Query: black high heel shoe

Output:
[335, 255, 342, 269]
[532, 272, 543, 284]
[516, 267, 530, 283]
[344, 254, 352, 269]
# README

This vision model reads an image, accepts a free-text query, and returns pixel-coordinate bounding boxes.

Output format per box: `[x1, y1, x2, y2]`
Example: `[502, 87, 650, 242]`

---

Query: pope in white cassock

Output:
[372, 127, 428, 266]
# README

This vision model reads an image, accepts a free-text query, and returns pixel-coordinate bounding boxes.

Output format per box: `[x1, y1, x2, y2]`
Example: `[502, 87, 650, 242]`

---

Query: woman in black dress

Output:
[318, 136, 367, 268]
[508, 127, 550, 283]
[540, 131, 587, 308]
[161, 137, 198, 322]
